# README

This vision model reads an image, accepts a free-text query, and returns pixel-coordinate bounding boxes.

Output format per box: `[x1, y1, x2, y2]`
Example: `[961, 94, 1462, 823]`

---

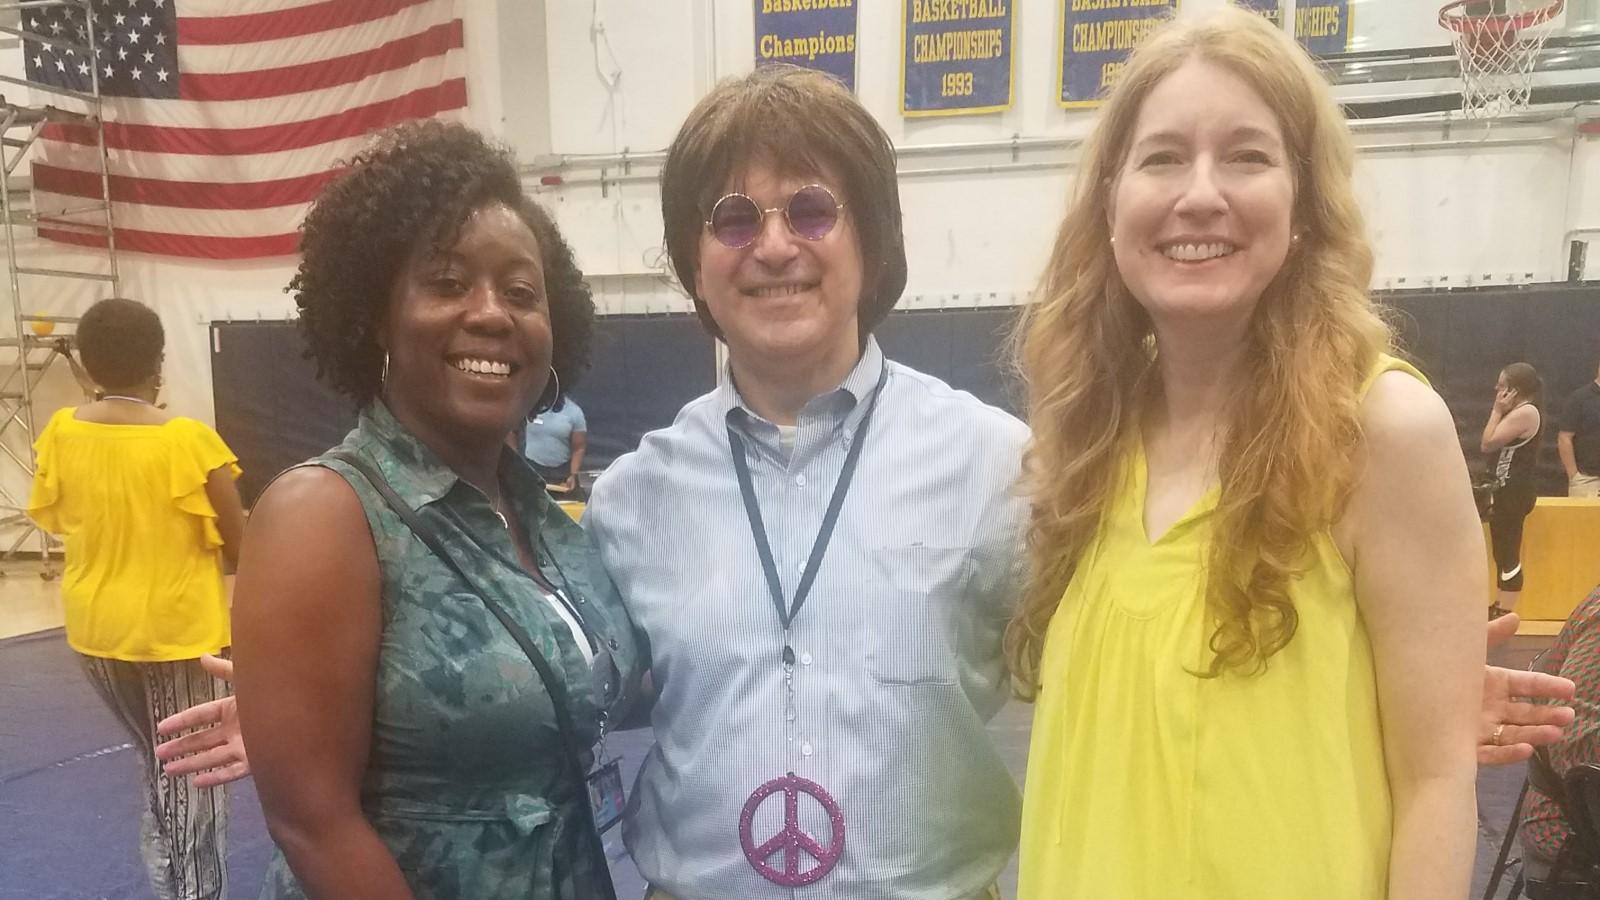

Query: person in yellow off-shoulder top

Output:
[1007, 10, 1484, 900]
[28, 297, 245, 900]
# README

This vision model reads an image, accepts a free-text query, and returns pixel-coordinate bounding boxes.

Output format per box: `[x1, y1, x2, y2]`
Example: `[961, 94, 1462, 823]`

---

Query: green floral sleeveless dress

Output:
[258, 402, 643, 899]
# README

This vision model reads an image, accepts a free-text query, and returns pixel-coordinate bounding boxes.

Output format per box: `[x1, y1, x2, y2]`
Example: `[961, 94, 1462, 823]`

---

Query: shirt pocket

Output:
[863, 545, 971, 686]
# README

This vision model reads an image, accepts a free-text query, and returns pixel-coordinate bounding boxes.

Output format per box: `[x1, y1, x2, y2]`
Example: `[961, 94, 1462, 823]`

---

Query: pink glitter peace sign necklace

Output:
[724, 364, 888, 886]
[739, 772, 846, 886]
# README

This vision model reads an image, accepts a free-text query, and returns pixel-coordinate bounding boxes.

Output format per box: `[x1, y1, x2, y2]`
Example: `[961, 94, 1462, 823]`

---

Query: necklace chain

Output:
[101, 394, 154, 405]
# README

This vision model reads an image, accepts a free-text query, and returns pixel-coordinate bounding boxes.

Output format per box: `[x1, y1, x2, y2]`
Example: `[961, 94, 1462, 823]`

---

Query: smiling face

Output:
[1110, 57, 1297, 333]
[693, 160, 865, 376]
[380, 202, 552, 448]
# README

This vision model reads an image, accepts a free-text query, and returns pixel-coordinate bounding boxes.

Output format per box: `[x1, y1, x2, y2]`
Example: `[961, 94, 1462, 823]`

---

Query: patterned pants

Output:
[78, 654, 229, 900]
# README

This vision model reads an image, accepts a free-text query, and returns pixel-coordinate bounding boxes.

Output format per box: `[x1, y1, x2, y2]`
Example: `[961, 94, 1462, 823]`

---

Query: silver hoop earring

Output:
[381, 352, 389, 386]
[535, 366, 560, 414]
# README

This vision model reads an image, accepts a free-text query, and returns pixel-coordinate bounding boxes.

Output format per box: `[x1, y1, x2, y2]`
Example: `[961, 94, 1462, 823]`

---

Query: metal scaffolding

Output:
[0, 0, 120, 577]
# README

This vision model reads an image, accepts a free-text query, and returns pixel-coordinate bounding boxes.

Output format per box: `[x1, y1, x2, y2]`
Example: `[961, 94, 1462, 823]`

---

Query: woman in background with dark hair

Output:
[28, 296, 244, 900]
[523, 392, 588, 498]
[1483, 362, 1543, 619]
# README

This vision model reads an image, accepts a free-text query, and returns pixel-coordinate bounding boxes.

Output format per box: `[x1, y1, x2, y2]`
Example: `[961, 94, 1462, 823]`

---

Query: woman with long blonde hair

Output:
[1009, 8, 1483, 898]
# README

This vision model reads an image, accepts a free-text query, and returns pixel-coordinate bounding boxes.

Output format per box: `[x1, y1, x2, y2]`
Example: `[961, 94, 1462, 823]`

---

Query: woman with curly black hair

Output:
[169, 120, 642, 899]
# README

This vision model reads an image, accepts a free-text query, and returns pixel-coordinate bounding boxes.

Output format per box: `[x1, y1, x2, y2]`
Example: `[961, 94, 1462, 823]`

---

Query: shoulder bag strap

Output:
[322, 450, 616, 899]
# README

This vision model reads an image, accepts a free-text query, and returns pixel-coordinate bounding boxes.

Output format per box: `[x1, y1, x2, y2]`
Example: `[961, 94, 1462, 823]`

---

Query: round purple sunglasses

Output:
[703, 184, 846, 249]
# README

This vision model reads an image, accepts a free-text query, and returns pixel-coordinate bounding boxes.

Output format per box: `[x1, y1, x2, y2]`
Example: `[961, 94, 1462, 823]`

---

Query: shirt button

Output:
[794, 473, 807, 487]
[801, 741, 814, 757]
[800, 651, 813, 666]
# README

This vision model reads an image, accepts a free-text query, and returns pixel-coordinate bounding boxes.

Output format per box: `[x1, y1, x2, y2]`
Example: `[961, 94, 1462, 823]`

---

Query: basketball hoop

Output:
[1440, 0, 1565, 117]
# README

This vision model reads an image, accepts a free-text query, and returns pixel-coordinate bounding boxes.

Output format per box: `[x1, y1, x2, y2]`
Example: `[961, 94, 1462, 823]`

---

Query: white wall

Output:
[533, 0, 1600, 309]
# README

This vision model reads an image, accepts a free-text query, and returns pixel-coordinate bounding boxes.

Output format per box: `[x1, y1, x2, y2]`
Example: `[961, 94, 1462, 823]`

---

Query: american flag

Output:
[22, 0, 467, 260]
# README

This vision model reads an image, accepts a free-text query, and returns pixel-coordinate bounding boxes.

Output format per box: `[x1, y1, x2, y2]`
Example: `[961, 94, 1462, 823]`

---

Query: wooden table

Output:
[1491, 497, 1600, 621]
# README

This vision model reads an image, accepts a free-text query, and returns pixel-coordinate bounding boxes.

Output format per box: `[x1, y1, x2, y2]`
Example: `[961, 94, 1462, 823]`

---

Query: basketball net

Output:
[1441, 1, 1564, 117]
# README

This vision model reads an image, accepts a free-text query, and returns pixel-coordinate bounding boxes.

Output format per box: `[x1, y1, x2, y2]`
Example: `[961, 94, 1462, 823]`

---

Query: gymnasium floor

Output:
[0, 559, 1549, 898]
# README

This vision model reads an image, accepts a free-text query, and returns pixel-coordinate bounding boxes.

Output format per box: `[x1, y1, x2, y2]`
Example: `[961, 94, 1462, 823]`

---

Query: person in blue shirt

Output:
[523, 394, 587, 495]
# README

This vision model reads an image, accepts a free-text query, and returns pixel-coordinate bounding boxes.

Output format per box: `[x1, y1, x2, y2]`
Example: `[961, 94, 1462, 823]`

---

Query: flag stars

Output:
[53, 58, 65, 72]
[117, 47, 127, 60]
[140, 14, 151, 27]
[48, 19, 62, 34]
[31, 55, 41, 68]
[102, 64, 113, 79]
[127, 30, 140, 44]
[142, 51, 153, 63]
[155, 68, 168, 83]
[112, 12, 124, 26]
[77, 61, 89, 75]
[154, 32, 165, 45]
[130, 66, 142, 80]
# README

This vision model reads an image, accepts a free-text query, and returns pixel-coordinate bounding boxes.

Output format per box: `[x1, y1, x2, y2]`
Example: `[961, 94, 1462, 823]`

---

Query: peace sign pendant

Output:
[738, 773, 845, 886]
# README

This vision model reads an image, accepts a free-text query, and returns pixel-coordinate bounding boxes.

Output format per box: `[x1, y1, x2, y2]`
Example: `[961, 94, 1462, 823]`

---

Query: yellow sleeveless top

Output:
[28, 408, 241, 662]
[1017, 357, 1422, 899]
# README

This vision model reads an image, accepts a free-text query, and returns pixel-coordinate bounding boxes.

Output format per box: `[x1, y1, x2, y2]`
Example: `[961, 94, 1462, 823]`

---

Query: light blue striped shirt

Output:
[586, 338, 1029, 899]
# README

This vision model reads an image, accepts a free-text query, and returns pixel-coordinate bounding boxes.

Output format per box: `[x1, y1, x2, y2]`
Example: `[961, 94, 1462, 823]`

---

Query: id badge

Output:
[586, 757, 626, 833]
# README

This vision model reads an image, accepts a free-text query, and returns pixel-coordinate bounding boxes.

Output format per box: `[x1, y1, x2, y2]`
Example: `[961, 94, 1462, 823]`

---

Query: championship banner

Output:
[755, 0, 859, 92]
[1058, 0, 1179, 109]
[1237, 0, 1352, 56]
[1291, 0, 1351, 56]
[901, 0, 1016, 117]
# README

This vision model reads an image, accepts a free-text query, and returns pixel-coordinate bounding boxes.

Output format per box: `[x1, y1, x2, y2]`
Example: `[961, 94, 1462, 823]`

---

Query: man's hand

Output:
[155, 655, 250, 787]
[1481, 613, 1577, 767]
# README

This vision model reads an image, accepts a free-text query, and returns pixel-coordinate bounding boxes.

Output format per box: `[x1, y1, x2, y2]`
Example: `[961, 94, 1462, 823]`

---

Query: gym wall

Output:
[210, 282, 1600, 505]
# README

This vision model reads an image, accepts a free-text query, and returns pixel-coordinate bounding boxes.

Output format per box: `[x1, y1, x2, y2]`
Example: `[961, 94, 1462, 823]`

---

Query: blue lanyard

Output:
[726, 365, 889, 665]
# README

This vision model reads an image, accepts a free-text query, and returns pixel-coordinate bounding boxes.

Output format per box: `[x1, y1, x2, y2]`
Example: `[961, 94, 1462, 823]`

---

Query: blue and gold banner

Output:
[901, 0, 1016, 117]
[1292, 0, 1351, 56]
[1237, 0, 1352, 56]
[1057, 0, 1179, 109]
[755, 0, 858, 92]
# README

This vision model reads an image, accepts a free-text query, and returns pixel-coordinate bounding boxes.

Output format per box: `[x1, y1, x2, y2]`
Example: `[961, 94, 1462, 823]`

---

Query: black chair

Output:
[1490, 757, 1600, 899]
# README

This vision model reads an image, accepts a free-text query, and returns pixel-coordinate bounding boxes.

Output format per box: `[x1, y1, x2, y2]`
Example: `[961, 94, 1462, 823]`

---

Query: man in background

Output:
[1558, 344, 1600, 497]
